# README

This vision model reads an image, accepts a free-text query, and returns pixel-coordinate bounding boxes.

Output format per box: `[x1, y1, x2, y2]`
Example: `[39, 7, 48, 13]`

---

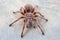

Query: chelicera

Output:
[9, 4, 48, 38]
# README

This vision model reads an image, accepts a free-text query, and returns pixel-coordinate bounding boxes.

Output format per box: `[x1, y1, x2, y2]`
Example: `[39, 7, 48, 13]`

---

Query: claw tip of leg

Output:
[21, 35, 23, 38]
[42, 32, 45, 35]
[46, 19, 48, 22]
[9, 24, 12, 27]
[33, 26, 36, 28]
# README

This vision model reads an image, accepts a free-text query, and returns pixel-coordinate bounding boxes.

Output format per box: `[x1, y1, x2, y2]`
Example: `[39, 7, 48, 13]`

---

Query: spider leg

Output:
[36, 12, 44, 17]
[21, 20, 27, 38]
[13, 7, 26, 15]
[13, 11, 25, 15]
[13, 11, 20, 14]
[34, 15, 48, 22]
[33, 25, 36, 28]
[32, 21, 36, 28]
[9, 16, 24, 27]
[33, 12, 44, 17]
[33, 19, 45, 35]
[20, 7, 26, 15]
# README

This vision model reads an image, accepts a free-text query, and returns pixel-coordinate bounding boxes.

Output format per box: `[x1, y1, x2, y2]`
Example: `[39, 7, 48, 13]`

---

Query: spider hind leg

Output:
[33, 26, 36, 28]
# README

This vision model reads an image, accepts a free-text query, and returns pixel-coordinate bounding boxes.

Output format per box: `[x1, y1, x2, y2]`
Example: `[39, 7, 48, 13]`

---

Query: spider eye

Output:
[27, 9, 30, 12]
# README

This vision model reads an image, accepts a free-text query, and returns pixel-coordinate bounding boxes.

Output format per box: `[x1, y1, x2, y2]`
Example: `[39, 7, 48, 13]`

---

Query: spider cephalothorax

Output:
[9, 4, 48, 38]
[24, 4, 34, 13]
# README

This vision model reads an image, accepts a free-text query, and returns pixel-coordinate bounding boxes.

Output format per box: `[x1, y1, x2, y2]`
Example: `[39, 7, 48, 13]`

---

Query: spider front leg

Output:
[21, 20, 27, 38]
[12, 9, 21, 14]
[33, 19, 45, 35]
[9, 16, 24, 27]
[13, 7, 26, 15]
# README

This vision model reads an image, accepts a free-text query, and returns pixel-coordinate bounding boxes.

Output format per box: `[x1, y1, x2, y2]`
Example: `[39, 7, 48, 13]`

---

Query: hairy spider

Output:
[9, 4, 48, 38]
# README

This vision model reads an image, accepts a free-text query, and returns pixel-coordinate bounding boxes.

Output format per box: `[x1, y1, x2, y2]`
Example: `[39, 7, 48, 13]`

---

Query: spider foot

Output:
[33, 26, 36, 28]
[42, 31, 45, 35]
[45, 19, 48, 22]
[26, 26, 29, 28]
[9, 24, 12, 27]
[21, 34, 23, 38]
[13, 12, 16, 14]
[26, 25, 31, 28]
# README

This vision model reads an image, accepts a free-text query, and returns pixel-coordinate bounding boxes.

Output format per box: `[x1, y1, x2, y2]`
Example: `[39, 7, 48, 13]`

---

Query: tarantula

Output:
[9, 4, 48, 38]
